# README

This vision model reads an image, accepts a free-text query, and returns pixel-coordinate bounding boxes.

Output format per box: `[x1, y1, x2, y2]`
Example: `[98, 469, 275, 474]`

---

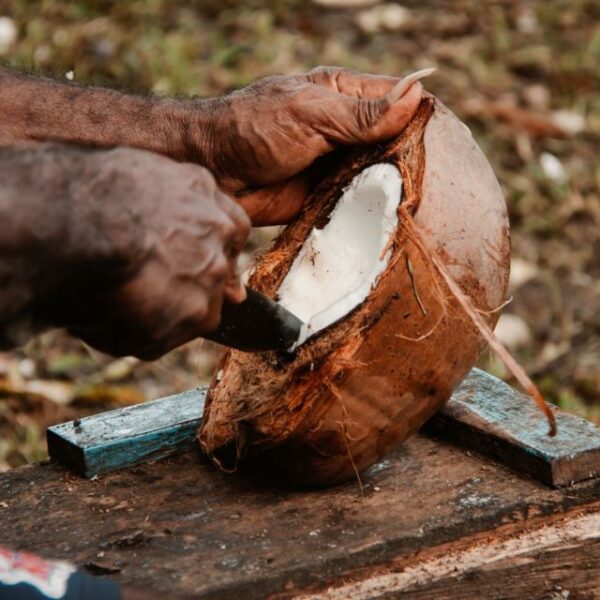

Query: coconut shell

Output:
[198, 98, 510, 486]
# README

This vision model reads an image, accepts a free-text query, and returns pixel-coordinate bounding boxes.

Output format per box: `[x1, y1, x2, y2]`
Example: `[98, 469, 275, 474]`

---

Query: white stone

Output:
[0, 17, 17, 55]
[494, 314, 532, 349]
[508, 258, 539, 292]
[552, 110, 586, 136]
[313, 0, 379, 6]
[356, 3, 410, 33]
[540, 152, 567, 183]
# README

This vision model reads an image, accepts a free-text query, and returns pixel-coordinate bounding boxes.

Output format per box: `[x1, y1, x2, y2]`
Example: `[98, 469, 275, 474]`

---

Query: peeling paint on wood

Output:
[47, 388, 205, 477]
[47, 370, 600, 488]
[430, 369, 600, 487]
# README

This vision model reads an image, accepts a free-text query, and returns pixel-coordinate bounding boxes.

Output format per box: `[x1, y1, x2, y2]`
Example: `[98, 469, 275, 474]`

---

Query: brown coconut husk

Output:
[198, 97, 512, 486]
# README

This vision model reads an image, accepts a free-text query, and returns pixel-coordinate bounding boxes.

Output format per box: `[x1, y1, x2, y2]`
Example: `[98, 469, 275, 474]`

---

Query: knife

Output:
[202, 286, 303, 352]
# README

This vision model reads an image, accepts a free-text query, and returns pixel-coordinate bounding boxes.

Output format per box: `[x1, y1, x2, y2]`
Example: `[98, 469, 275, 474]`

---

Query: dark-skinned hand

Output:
[0, 66, 425, 359]
[1, 66, 425, 226]
[195, 67, 424, 224]
[0, 145, 249, 359]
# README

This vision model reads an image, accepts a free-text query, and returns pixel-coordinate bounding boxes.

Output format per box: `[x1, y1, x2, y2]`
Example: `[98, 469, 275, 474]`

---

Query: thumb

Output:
[335, 81, 424, 144]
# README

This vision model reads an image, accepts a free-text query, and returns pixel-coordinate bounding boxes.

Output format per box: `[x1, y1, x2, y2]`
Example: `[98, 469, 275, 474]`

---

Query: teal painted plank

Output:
[47, 370, 600, 487]
[47, 388, 205, 477]
[429, 369, 600, 487]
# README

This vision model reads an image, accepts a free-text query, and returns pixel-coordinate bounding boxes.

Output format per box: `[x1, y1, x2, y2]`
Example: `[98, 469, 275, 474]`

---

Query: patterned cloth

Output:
[0, 547, 120, 599]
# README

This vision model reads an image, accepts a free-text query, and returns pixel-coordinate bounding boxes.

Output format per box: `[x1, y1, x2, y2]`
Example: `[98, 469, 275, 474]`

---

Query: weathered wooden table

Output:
[2, 373, 600, 599]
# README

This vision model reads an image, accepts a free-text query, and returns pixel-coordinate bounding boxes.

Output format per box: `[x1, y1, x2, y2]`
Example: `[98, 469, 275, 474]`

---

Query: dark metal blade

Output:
[203, 287, 303, 352]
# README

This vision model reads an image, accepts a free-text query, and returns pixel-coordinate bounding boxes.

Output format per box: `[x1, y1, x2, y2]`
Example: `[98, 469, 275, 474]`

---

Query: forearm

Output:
[0, 66, 210, 163]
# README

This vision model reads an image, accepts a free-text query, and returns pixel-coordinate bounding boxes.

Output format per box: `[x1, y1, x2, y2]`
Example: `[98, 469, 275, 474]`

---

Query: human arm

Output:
[0, 144, 249, 359]
[0, 66, 424, 225]
[0, 66, 195, 162]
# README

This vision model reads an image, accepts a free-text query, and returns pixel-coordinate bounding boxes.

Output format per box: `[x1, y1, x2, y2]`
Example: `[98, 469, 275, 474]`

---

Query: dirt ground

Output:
[0, 0, 598, 470]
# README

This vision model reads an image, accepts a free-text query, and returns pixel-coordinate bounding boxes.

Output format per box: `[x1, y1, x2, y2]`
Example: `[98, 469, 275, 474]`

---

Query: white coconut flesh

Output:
[277, 163, 403, 348]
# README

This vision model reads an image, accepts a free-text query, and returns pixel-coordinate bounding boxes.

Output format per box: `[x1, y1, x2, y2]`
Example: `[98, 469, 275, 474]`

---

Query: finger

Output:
[216, 190, 252, 251]
[223, 272, 246, 304]
[313, 81, 424, 145]
[215, 200, 250, 304]
[198, 284, 225, 333]
[235, 172, 315, 226]
[304, 66, 401, 99]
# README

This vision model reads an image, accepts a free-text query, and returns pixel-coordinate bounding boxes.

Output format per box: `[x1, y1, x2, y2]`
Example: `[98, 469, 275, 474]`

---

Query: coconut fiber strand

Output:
[198, 98, 510, 487]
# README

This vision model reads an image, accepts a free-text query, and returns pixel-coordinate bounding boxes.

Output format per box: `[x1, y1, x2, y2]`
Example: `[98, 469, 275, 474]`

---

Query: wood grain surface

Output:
[3, 431, 600, 598]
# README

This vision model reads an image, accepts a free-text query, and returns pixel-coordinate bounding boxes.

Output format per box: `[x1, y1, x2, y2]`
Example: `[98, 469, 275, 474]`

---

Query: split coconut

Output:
[198, 97, 511, 486]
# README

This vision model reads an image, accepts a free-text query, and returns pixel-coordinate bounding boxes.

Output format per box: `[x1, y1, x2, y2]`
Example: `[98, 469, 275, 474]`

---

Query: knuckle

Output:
[309, 65, 339, 77]
[242, 74, 285, 95]
[187, 166, 219, 195]
[308, 65, 330, 76]
[333, 66, 358, 82]
[231, 204, 251, 237]
[308, 65, 335, 84]
[309, 65, 355, 84]
[355, 98, 382, 130]
[211, 254, 230, 281]
[218, 215, 238, 240]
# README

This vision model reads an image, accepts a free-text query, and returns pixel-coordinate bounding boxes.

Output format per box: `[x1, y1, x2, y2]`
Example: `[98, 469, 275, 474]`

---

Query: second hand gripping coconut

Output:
[199, 72, 514, 487]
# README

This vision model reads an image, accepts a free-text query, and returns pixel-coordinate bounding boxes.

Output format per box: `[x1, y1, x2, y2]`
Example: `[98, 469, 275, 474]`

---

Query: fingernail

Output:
[386, 67, 436, 104]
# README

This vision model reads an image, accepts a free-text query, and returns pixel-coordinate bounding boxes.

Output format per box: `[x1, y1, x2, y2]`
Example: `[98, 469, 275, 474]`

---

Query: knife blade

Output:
[202, 286, 303, 352]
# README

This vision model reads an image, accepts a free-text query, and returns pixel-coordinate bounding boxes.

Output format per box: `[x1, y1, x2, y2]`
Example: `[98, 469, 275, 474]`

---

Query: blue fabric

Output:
[0, 565, 121, 600]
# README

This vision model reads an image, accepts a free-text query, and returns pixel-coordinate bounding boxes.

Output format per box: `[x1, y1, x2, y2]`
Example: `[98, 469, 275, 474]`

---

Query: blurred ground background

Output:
[0, 0, 598, 470]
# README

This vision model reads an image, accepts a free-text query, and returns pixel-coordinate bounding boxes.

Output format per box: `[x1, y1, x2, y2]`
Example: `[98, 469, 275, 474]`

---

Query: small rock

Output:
[494, 314, 532, 349]
[26, 380, 75, 405]
[33, 45, 53, 66]
[522, 84, 550, 111]
[508, 258, 539, 292]
[313, 0, 379, 6]
[515, 6, 538, 33]
[540, 152, 567, 183]
[552, 110, 586, 136]
[356, 4, 410, 34]
[103, 357, 138, 382]
[220, 557, 239, 569]
[18, 358, 36, 379]
[0, 17, 17, 55]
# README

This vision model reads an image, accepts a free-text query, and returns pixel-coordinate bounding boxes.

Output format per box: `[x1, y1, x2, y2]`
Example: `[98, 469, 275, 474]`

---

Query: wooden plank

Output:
[428, 369, 600, 487]
[47, 388, 205, 477]
[2, 434, 600, 599]
[47, 369, 600, 488]
[298, 511, 600, 599]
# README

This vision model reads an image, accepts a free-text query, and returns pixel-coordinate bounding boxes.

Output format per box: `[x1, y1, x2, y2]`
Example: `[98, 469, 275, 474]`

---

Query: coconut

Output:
[198, 97, 511, 486]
